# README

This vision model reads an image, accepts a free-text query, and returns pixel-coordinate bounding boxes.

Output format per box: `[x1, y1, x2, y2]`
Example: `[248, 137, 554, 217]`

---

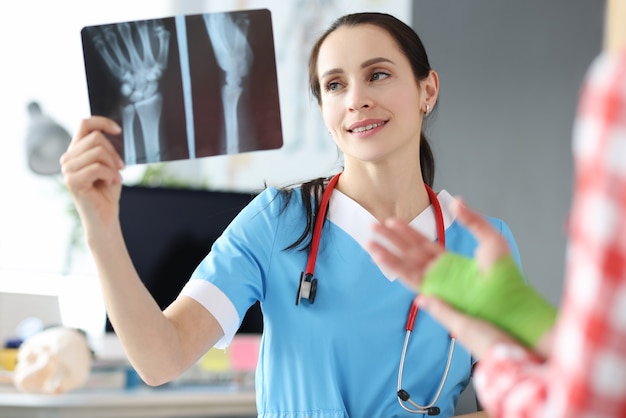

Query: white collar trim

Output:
[327, 189, 457, 281]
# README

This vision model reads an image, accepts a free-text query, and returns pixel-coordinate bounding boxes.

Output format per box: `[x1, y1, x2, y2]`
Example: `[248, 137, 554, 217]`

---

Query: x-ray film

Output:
[81, 8, 283, 165]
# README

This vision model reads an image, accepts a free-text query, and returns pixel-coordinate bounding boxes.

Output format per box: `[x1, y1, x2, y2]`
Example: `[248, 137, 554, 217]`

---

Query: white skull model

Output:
[13, 327, 92, 394]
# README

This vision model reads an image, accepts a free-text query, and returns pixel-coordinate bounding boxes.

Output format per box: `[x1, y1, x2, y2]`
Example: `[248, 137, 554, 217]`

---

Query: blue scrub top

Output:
[181, 187, 522, 417]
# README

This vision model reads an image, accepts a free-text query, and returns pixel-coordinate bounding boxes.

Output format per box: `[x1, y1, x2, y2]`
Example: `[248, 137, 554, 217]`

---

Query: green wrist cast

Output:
[421, 253, 557, 348]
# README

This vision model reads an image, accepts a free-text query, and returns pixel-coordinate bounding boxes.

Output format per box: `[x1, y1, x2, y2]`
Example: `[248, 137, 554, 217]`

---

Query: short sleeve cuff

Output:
[178, 279, 240, 349]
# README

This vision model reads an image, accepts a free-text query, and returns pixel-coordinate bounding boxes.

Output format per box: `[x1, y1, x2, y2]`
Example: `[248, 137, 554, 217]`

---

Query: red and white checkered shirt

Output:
[474, 48, 626, 418]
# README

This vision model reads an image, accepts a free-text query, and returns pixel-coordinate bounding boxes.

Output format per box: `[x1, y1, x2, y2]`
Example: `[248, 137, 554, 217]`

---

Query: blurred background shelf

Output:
[0, 383, 257, 418]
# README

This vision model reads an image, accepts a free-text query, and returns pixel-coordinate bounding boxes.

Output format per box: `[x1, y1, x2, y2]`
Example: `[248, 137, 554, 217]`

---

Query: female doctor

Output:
[61, 12, 521, 417]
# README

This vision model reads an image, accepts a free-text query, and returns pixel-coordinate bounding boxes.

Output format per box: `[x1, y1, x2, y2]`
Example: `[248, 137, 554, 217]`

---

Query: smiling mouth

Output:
[349, 121, 386, 133]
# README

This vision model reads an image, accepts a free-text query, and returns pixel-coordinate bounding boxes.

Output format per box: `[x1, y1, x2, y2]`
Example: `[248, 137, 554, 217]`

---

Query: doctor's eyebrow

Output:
[320, 57, 396, 79]
[361, 57, 395, 68]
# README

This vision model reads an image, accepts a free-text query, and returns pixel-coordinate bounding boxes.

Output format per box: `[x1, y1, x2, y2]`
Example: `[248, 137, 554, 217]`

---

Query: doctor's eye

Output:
[370, 71, 391, 82]
[325, 80, 344, 93]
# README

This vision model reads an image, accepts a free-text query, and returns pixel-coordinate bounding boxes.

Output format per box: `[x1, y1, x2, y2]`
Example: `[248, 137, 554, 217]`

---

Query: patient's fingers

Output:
[454, 199, 500, 244]
[374, 218, 438, 252]
[454, 198, 511, 272]
[368, 218, 444, 289]
[417, 295, 518, 359]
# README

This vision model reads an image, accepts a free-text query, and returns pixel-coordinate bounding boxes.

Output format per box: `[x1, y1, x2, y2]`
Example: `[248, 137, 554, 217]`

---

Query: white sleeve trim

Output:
[178, 279, 240, 349]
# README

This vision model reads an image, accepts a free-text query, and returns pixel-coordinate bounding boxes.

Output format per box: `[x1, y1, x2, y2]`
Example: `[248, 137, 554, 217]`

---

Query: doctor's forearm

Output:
[87, 222, 188, 384]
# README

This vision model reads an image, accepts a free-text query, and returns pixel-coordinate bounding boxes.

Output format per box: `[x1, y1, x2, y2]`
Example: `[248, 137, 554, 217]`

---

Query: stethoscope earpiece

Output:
[296, 272, 318, 305]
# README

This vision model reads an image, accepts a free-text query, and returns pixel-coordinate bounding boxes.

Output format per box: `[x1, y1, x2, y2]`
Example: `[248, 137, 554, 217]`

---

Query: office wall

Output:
[0, 0, 605, 312]
[412, 0, 605, 305]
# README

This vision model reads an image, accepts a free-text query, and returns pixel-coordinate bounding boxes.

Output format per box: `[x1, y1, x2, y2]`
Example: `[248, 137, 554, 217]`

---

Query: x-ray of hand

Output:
[86, 20, 171, 164]
[81, 9, 283, 166]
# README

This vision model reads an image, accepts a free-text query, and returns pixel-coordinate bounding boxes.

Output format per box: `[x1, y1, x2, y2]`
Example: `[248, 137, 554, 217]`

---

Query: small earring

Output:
[425, 104, 431, 115]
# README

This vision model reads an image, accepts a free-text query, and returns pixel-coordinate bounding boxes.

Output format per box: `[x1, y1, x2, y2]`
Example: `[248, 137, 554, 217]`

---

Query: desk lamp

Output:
[25, 101, 72, 175]
[24, 101, 77, 273]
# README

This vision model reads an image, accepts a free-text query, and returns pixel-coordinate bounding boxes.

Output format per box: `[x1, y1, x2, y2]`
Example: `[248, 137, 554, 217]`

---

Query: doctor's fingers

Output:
[62, 154, 123, 195]
[62, 122, 124, 169]
[61, 137, 120, 175]
[61, 136, 124, 193]
[65, 116, 122, 162]
[68, 117, 123, 160]
[73, 116, 121, 145]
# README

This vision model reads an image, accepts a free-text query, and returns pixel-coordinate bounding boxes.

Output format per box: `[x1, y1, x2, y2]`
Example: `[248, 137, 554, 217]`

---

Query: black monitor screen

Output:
[105, 185, 262, 334]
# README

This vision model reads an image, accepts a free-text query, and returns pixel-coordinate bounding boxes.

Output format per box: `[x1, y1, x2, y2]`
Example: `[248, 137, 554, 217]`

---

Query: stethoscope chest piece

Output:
[296, 272, 318, 305]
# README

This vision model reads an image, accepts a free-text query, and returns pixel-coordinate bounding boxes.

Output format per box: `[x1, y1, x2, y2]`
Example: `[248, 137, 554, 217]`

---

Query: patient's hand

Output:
[417, 296, 520, 359]
[368, 199, 511, 293]
[368, 217, 445, 290]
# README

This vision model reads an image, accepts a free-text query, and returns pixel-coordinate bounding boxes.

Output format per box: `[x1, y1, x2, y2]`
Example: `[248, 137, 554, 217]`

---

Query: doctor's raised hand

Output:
[368, 200, 557, 356]
[60, 116, 125, 230]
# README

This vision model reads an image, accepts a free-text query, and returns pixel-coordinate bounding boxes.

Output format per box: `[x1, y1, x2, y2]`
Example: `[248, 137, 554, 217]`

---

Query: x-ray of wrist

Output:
[86, 20, 171, 164]
[203, 13, 253, 155]
[81, 9, 283, 166]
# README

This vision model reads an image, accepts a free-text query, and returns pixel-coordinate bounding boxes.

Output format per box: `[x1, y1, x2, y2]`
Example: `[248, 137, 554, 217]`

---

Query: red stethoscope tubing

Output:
[304, 173, 341, 275]
[405, 183, 445, 332]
